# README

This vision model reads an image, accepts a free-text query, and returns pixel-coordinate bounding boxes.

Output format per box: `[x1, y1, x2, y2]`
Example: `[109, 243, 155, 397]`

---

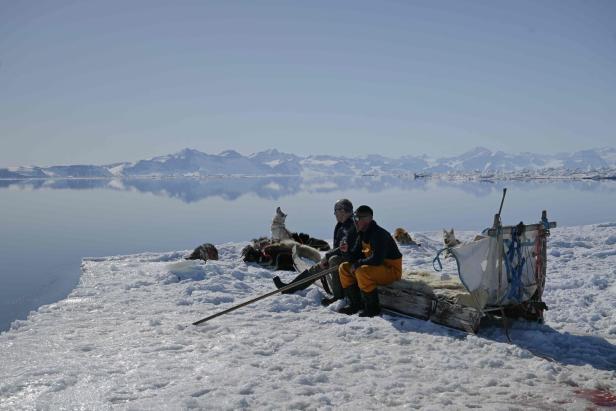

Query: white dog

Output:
[442, 228, 462, 249]
[443, 228, 487, 257]
[443, 228, 466, 258]
[271, 207, 293, 241]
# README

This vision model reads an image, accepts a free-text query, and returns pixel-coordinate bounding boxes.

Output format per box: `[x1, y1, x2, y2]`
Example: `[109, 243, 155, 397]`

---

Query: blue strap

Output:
[504, 226, 526, 302]
[432, 248, 449, 272]
[433, 247, 475, 297]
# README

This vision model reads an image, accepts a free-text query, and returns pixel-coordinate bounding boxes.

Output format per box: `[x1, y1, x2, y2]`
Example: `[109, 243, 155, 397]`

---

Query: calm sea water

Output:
[1, 176, 615, 331]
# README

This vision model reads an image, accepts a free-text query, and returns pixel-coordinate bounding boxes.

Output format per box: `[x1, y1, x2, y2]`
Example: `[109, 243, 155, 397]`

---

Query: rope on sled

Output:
[504, 225, 526, 302]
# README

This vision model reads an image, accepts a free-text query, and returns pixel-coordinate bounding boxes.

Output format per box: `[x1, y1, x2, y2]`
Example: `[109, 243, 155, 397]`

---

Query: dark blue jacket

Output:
[325, 217, 357, 261]
[350, 220, 402, 268]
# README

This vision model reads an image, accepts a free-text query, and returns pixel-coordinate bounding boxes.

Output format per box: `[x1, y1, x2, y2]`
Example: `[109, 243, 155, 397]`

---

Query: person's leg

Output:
[354, 262, 401, 293]
[354, 259, 402, 317]
[338, 262, 357, 289]
[337, 262, 362, 314]
[272, 263, 321, 293]
[274, 255, 347, 296]
[327, 256, 344, 298]
[321, 256, 344, 306]
[359, 290, 381, 318]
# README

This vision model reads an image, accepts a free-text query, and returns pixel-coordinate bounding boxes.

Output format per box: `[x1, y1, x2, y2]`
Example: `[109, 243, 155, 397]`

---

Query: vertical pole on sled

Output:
[541, 210, 548, 287]
[535, 210, 549, 321]
[497, 192, 510, 342]
[494, 188, 507, 298]
[496, 188, 507, 225]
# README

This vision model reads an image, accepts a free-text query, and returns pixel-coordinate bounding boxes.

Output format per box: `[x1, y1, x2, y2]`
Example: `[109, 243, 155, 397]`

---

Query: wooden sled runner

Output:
[378, 273, 483, 333]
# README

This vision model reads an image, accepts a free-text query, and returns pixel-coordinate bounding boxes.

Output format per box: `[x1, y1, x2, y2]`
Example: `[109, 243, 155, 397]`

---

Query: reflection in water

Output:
[1, 176, 614, 203]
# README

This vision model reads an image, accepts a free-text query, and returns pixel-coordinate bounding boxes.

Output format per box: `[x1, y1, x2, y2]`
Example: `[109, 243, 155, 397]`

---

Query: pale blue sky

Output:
[1, 0, 615, 166]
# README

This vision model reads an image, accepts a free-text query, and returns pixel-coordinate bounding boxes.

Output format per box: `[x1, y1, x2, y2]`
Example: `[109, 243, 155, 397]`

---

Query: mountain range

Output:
[2, 147, 615, 179]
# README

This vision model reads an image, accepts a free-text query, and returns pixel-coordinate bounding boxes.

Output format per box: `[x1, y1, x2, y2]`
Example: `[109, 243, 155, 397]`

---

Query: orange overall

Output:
[339, 241, 402, 293]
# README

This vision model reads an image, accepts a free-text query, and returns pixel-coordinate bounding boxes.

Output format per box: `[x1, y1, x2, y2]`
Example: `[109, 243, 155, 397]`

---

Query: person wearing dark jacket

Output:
[338, 205, 402, 317]
[273, 199, 358, 306]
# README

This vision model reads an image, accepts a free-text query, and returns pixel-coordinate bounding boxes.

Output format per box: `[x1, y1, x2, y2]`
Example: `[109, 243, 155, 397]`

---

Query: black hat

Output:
[334, 198, 353, 213]
[354, 205, 373, 217]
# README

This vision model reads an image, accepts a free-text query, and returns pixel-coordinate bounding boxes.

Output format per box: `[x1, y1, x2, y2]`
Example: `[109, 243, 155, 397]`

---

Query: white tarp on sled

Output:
[451, 228, 541, 310]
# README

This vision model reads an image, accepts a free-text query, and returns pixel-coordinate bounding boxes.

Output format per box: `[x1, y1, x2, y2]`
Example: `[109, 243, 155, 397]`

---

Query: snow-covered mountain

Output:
[431, 147, 616, 173]
[122, 148, 274, 177]
[2, 147, 616, 179]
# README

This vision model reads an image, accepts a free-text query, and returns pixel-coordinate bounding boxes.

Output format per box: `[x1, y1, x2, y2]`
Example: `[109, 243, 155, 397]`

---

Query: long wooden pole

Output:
[192, 264, 340, 325]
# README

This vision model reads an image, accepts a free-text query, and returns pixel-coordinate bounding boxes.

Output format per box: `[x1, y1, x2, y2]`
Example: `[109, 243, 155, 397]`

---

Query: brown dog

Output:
[186, 243, 219, 262]
[393, 227, 419, 246]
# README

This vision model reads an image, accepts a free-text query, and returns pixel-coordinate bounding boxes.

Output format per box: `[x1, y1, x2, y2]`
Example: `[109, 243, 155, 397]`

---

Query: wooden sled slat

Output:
[431, 297, 482, 334]
[379, 286, 433, 321]
[378, 281, 482, 334]
[485, 221, 556, 236]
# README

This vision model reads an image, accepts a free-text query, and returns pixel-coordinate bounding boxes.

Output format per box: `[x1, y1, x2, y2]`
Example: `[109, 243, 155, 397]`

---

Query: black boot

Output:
[274, 269, 313, 294]
[272, 276, 287, 290]
[359, 289, 381, 317]
[320, 296, 340, 307]
[321, 270, 344, 306]
[338, 284, 362, 315]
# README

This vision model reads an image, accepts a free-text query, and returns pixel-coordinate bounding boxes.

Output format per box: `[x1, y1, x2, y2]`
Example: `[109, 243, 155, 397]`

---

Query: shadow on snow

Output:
[385, 314, 616, 372]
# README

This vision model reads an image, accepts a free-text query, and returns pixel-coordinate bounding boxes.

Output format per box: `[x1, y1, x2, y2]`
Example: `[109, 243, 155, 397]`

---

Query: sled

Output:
[293, 210, 556, 334]
[293, 245, 483, 333]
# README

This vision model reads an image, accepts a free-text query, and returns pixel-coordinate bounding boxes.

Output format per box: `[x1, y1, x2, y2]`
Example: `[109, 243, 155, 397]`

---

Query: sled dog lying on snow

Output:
[393, 227, 420, 246]
[185, 243, 219, 262]
[242, 238, 323, 271]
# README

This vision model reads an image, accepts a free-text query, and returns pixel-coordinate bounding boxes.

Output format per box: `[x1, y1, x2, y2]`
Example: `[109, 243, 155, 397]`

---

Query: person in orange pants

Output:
[338, 205, 402, 317]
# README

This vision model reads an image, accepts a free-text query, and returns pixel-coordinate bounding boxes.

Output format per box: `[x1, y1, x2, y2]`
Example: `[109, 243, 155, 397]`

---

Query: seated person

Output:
[273, 199, 357, 306]
[338, 205, 402, 317]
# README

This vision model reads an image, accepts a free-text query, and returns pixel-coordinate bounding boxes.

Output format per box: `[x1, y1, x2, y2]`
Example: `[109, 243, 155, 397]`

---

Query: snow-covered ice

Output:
[1, 225, 615, 410]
